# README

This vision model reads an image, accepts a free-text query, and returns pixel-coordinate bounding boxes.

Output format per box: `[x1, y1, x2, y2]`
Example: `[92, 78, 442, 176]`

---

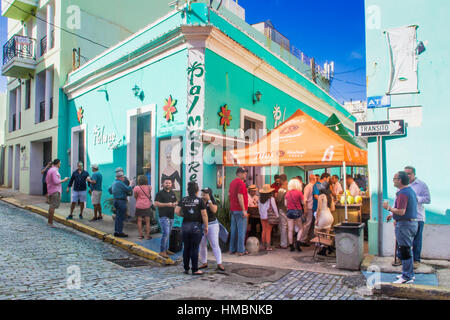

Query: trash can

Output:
[334, 222, 365, 270]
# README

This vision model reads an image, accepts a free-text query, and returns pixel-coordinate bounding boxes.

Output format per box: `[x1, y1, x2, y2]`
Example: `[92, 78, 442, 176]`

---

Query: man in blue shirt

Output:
[384, 171, 418, 284]
[89, 164, 103, 221]
[66, 162, 90, 220]
[109, 169, 133, 237]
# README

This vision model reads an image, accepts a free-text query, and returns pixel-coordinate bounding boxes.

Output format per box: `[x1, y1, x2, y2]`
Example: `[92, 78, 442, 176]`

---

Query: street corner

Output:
[373, 282, 450, 300]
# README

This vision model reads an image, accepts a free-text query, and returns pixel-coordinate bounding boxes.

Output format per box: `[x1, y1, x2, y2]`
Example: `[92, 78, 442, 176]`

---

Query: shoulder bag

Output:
[267, 199, 280, 225]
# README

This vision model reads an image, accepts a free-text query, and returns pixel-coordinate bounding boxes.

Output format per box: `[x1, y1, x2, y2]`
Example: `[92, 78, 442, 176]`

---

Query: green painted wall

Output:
[365, 0, 450, 253]
[64, 49, 188, 214]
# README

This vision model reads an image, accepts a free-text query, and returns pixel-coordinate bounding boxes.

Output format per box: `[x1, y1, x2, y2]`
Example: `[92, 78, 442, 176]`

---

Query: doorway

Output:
[14, 144, 20, 190]
[71, 125, 86, 173]
[29, 139, 52, 195]
[8, 146, 13, 187]
[241, 110, 266, 188]
[127, 105, 156, 217]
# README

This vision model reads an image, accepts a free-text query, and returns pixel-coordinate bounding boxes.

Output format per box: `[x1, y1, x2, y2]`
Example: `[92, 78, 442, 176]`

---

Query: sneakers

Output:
[393, 276, 414, 284]
[79, 214, 83, 219]
[396, 274, 415, 280]
[114, 232, 128, 238]
[66, 215, 73, 220]
[295, 241, 303, 252]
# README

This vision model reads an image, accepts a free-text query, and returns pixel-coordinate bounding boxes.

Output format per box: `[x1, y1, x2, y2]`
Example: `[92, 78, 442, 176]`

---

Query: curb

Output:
[1, 198, 175, 266]
[373, 282, 450, 300]
[361, 255, 375, 270]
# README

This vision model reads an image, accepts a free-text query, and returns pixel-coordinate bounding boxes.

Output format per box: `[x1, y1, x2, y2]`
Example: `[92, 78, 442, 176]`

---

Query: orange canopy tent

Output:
[224, 109, 368, 168]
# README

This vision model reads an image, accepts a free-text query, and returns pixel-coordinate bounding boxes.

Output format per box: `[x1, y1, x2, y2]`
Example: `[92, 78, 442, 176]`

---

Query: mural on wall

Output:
[219, 104, 232, 131]
[216, 165, 223, 189]
[132, 85, 145, 102]
[159, 136, 183, 200]
[163, 95, 178, 122]
[186, 49, 205, 192]
[77, 107, 84, 124]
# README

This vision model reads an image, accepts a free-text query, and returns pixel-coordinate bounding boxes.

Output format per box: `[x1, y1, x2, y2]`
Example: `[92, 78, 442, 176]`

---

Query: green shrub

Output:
[214, 194, 230, 232]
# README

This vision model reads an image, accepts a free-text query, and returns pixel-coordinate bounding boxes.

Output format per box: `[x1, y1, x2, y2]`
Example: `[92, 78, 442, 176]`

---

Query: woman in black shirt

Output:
[175, 182, 208, 275]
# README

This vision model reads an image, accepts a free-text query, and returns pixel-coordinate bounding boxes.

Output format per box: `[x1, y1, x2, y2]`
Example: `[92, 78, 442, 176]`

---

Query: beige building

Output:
[1, 0, 173, 193]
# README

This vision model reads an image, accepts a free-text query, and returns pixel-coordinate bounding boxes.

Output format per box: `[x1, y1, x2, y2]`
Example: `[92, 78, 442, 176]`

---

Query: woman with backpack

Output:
[133, 175, 153, 240]
[175, 182, 209, 275]
[258, 184, 279, 251]
[285, 178, 305, 252]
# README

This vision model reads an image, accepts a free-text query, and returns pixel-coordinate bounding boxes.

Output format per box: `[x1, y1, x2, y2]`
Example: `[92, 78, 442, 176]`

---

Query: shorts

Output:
[286, 209, 303, 220]
[72, 190, 87, 203]
[91, 190, 102, 205]
[48, 192, 61, 209]
[135, 208, 152, 217]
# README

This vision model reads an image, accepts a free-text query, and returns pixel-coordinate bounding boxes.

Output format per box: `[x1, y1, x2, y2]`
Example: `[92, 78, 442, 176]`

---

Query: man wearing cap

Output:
[89, 164, 103, 221]
[228, 167, 249, 256]
[108, 169, 133, 237]
[66, 162, 90, 220]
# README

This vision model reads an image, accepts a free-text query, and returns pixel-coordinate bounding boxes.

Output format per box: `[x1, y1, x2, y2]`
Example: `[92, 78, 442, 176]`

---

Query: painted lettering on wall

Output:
[186, 50, 205, 191]
[93, 126, 123, 150]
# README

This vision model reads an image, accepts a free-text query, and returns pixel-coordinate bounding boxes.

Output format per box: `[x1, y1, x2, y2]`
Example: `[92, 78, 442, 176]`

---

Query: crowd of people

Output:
[43, 159, 385, 277]
[227, 168, 365, 257]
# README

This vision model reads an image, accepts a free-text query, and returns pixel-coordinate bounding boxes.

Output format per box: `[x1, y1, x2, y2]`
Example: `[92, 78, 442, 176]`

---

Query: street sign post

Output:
[355, 119, 405, 137]
[355, 119, 405, 256]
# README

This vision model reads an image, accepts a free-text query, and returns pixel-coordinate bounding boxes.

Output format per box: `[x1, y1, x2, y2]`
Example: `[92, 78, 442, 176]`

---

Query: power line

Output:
[4, 0, 109, 49]
[334, 66, 365, 75]
[332, 77, 366, 87]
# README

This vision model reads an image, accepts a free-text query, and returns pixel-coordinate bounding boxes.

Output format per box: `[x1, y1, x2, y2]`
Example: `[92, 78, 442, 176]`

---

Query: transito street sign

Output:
[355, 120, 405, 137]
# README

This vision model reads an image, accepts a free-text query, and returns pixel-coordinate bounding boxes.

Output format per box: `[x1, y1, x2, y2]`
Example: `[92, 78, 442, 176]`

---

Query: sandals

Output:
[237, 251, 249, 256]
[145, 235, 152, 240]
[138, 235, 144, 240]
[216, 265, 225, 272]
[193, 270, 204, 275]
[199, 264, 208, 269]
[266, 247, 273, 251]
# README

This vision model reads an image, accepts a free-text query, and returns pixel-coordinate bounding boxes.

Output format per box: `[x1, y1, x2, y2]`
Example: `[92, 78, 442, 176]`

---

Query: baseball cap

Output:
[236, 167, 248, 174]
[201, 187, 213, 195]
[91, 164, 99, 170]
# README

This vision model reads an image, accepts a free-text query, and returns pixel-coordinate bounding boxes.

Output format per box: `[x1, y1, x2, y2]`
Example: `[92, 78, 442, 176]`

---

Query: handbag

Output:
[138, 186, 156, 223]
[267, 199, 280, 225]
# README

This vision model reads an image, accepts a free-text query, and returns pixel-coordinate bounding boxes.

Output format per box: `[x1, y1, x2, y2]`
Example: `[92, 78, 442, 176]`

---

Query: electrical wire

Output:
[332, 77, 366, 87]
[334, 66, 365, 75]
[4, 0, 110, 49]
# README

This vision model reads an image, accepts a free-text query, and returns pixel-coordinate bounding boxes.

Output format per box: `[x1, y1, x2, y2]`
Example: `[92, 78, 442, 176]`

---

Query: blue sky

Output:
[241, 0, 367, 103]
[0, 0, 367, 103]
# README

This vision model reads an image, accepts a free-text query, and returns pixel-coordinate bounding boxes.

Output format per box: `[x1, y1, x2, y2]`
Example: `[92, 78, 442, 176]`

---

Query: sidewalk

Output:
[1, 187, 449, 299]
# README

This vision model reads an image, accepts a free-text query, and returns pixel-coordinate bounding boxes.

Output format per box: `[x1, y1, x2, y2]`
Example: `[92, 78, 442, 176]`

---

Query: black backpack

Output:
[169, 227, 183, 252]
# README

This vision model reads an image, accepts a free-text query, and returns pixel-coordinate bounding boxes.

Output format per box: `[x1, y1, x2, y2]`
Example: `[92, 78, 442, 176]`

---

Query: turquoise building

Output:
[365, 0, 450, 259]
[61, 1, 357, 225]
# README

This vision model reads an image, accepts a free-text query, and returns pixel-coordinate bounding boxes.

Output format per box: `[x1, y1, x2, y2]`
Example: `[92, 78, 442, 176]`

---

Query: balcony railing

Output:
[38, 98, 53, 123]
[40, 30, 55, 57]
[11, 114, 16, 132]
[2, 35, 35, 66]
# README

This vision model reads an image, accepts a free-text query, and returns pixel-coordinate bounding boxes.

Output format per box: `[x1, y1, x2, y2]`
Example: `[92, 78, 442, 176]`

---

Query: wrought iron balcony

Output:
[38, 98, 53, 123]
[2, 34, 36, 78]
[40, 30, 55, 57]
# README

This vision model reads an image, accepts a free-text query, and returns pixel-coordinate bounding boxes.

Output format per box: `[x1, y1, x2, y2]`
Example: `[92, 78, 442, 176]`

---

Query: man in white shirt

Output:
[299, 173, 316, 246]
[404, 166, 430, 268]
[331, 175, 343, 200]
[346, 175, 360, 197]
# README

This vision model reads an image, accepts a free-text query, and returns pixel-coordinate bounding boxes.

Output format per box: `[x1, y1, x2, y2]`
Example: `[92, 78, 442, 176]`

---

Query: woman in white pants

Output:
[198, 188, 225, 271]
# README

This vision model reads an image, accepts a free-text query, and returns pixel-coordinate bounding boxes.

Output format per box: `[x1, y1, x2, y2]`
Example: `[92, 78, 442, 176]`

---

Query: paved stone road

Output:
[0, 200, 379, 301]
[0, 201, 193, 300]
[248, 270, 370, 300]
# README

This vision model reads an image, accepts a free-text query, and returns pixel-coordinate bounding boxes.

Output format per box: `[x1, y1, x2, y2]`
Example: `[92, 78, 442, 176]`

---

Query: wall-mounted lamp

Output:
[20, 146, 26, 153]
[253, 90, 262, 104]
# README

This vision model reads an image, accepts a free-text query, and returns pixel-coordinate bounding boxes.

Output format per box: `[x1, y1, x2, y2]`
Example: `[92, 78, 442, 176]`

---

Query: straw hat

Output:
[259, 184, 274, 194]
[248, 184, 257, 191]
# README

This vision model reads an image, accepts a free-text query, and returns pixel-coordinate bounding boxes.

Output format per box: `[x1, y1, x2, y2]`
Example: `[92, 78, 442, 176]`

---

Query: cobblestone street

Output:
[0, 201, 384, 300]
[0, 201, 193, 300]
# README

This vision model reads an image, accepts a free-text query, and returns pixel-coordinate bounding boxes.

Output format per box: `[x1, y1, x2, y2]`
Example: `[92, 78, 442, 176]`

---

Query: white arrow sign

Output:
[389, 120, 402, 134]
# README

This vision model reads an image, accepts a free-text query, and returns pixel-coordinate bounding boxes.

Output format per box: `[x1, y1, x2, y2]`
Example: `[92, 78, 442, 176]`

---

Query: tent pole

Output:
[343, 161, 347, 222]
